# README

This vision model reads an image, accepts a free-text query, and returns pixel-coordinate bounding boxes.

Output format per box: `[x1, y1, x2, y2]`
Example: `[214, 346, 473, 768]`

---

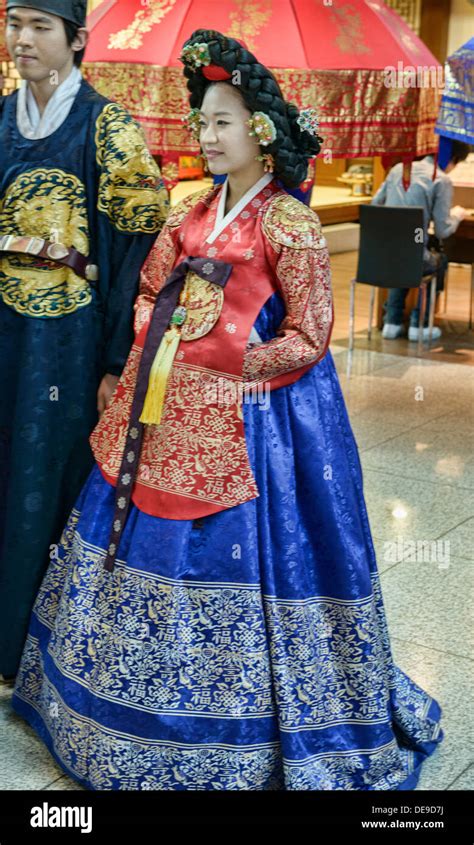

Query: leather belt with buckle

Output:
[0, 234, 99, 282]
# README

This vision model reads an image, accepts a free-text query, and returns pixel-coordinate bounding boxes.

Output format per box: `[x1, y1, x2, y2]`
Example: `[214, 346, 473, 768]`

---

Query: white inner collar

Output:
[16, 65, 82, 140]
[205, 172, 274, 244]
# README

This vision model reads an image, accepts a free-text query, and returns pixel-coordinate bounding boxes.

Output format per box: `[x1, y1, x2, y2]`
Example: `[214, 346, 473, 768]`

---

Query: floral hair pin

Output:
[247, 111, 277, 147]
[296, 107, 320, 136]
[180, 42, 211, 69]
[183, 107, 202, 142]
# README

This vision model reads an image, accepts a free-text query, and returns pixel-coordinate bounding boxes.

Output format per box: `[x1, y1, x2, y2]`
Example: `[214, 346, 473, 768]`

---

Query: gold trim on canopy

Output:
[83, 61, 441, 188]
[0, 7, 9, 62]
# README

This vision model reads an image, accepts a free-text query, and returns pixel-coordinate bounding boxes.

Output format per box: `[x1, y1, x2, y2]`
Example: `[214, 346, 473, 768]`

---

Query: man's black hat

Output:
[6, 0, 87, 26]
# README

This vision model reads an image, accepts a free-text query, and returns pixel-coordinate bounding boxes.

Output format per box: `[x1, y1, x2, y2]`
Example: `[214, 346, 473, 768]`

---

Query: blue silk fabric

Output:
[11, 292, 444, 790]
[435, 36, 474, 147]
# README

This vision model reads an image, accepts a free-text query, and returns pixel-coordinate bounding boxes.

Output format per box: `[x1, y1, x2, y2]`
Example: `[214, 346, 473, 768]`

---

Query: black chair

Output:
[348, 205, 438, 364]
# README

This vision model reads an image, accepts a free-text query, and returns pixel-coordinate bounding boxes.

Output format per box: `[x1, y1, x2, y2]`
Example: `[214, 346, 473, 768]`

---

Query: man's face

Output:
[5, 6, 74, 82]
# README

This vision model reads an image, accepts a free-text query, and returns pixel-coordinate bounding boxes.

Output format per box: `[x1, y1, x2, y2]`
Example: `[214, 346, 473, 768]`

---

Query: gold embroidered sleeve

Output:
[243, 194, 334, 391]
[95, 102, 169, 234]
[133, 187, 214, 334]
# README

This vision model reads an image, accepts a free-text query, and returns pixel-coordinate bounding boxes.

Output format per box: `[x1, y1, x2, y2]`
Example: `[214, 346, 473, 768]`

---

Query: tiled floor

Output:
[332, 343, 474, 792]
[1, 253, 473, 792]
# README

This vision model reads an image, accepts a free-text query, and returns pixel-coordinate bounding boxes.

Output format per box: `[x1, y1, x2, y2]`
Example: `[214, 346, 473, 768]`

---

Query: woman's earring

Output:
[200, 152, 209, 174]
[182, 108, 201, 142]
[255, 152, 275, 173]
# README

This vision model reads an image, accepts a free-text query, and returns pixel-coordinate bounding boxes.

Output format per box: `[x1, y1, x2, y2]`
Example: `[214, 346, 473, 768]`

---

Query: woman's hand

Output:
[97, 373, 120, 417]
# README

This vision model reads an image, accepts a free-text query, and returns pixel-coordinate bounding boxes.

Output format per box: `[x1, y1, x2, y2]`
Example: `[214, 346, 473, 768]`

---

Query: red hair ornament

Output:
[202, 65, 232, 81]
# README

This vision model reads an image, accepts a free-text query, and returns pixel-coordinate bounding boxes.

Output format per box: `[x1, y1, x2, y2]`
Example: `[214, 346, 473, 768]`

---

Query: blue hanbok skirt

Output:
[11, 294, 443, 790]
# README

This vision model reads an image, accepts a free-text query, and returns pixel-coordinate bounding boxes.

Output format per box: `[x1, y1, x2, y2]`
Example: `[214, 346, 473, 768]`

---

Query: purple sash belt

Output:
[104, 255, 233, 572]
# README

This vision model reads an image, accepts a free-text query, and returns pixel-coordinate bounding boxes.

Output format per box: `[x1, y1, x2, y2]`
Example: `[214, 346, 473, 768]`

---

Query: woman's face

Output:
[199, 82, 262, 177]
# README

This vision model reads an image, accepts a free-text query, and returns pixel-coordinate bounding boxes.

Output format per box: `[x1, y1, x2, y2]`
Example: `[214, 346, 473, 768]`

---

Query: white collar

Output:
[206, 172, 274, 244]
[17, 65, 82, 140]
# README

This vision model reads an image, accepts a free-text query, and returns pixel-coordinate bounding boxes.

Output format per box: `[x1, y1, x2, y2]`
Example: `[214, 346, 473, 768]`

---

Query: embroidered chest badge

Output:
[179, 270, 224, 341]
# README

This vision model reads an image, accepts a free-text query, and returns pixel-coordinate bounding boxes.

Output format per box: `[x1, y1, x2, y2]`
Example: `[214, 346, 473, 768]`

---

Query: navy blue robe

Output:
[0, 78, 169, 675]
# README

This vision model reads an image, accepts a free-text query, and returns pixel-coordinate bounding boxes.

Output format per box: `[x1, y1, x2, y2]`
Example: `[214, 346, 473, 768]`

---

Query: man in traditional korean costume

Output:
[0, 0, 169, 678]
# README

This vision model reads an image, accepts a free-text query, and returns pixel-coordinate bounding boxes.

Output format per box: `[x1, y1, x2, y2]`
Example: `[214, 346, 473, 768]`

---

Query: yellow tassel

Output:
[139, 325, 181, 425]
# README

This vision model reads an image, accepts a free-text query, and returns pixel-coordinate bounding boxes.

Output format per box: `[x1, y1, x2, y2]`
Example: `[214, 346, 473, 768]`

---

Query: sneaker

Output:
[408, 325, 442, 342]
[382, 323, 404, 339]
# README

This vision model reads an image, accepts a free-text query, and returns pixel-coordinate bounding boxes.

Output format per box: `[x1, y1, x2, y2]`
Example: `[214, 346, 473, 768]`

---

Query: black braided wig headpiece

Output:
[180, 29, 324, 189]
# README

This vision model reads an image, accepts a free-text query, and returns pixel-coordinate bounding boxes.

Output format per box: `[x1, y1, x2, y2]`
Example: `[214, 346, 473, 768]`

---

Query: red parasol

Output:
[2, 1, 444, 188]
[86, 0, 439, 70]
[83, 0, 443, 188]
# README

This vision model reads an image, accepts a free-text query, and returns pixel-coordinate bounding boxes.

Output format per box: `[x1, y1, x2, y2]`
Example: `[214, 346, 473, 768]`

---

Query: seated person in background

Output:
[370, 140, 471, 341]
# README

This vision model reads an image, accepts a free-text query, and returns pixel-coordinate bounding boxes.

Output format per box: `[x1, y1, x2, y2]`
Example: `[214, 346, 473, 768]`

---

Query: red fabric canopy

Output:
[82, 0, 442, 187]
[0, 0, 443, 188]
[86, 0, 439, 71]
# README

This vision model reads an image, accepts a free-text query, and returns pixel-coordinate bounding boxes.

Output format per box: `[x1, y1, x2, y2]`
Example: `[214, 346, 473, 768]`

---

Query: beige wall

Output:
[447, 0, 474, 52]
[87, 0, 104, 12]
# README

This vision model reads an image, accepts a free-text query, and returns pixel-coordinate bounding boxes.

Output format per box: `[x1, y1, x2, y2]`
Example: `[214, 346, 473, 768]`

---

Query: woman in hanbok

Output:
[11, 29, 443, 791]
